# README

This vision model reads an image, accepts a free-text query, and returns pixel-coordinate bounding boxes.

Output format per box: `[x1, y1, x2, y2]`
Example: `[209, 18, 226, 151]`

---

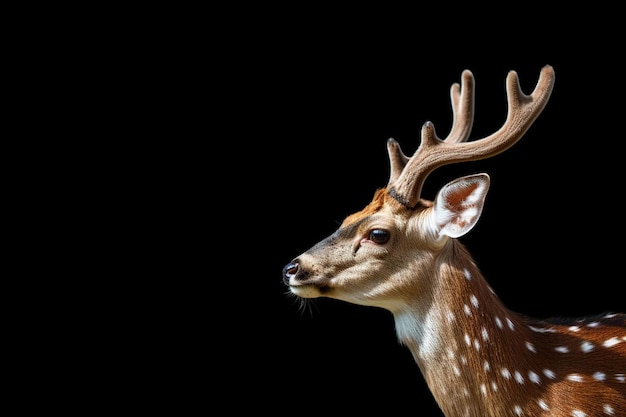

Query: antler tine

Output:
[444, 69, 475, 144]
[387, 69, 476, 185]
[386, 138, 410, 185]
[388, 65, 555, 209]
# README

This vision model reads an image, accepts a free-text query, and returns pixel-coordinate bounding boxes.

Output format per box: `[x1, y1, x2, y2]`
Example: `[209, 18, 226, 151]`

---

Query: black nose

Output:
[282, 261, 299, 285]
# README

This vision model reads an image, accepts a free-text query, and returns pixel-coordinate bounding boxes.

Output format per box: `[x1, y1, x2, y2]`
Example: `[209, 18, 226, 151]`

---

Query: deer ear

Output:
[431, 174, 490, 238]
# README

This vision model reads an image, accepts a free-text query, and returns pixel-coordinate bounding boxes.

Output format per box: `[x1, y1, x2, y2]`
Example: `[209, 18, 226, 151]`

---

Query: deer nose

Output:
[282, 261, 299, 285]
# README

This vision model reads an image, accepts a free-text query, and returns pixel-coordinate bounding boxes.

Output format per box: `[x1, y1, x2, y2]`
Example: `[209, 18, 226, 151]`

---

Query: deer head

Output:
[282, 65, 626, 417]
[282, 65, 554, 310]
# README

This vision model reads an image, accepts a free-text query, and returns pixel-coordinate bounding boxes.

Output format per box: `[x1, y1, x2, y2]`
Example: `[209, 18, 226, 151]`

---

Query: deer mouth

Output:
[289, 283, 332, 298]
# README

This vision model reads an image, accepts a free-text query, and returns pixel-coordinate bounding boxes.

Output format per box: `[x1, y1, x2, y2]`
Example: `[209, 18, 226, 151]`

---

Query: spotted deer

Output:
[282, 65, 626, 417]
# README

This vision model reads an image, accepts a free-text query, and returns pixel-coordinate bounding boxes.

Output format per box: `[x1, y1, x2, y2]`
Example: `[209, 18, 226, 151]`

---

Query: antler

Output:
[387, 69, 476, 184]
[387, 65, 555, 208]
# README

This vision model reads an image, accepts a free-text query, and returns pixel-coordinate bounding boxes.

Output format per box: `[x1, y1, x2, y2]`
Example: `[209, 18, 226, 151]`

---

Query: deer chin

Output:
[289, 283, 331, 298]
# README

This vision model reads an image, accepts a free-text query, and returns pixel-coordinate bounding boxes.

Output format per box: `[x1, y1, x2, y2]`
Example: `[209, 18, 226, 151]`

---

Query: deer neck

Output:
[392, 241, 541, 416]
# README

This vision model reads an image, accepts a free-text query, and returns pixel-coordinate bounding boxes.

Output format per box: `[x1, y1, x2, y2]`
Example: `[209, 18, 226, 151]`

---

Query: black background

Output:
[28, 10, 626, 416]
[141, 28, 626, 415]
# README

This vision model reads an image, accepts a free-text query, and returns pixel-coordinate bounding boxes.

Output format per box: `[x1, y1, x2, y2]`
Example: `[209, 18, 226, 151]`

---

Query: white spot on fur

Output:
[538, 399, 549, 410]
[484, 361, 490, 372]
[603, 337, 621, 348]
[464, 304, 471, 316]
[616, 373, 625, 383]
[593, 372, 606, 381]
[513, 405, 523, 415]
[507, 318, 515, 330]
[480, 383, 487, 396]
[463, 268, 471, 280]
[453, 365, 461, 376]
[555, 346, 569, 353]
[501, 368, 511, 379]
[587, 321, 600, 327]
[543, 369, 556, 379]
[481, 327, 489, 341]
[491, 381, 497, 391]
[470, 294, 479, 308]
[495, 317, 503, 329]
[567, 374, 584, 382]
[572, 410, 587, 417]
[515, 371, 524, 384]
[569, 325, 580, 332]
[581, 341, 594, 352]
[460, 355, 467, 365]
[525, 341, 536, 352]
[446, 310, 456, 323]
[603, 404, 615, 414]
[464, 333, 471, 346]
[529, 371, 540, 384]
[474, 339, 480, 351]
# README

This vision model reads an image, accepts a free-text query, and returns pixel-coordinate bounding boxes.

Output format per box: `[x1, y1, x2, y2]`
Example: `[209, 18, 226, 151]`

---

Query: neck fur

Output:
[392, 243, 542, 416]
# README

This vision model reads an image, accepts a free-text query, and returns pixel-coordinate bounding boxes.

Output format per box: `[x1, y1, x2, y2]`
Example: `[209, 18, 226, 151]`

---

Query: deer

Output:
[282, 65, 626, 417]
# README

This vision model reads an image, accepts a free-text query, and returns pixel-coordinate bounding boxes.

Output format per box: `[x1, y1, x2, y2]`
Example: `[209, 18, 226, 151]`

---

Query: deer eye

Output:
[368, 229, 390, 244]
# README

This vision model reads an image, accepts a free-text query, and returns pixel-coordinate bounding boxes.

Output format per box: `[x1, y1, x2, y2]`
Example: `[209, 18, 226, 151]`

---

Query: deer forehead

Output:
[340, 188, 433, 229]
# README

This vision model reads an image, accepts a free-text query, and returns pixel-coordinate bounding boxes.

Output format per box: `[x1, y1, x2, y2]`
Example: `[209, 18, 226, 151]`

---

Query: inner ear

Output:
[432, 174, 490, 238]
